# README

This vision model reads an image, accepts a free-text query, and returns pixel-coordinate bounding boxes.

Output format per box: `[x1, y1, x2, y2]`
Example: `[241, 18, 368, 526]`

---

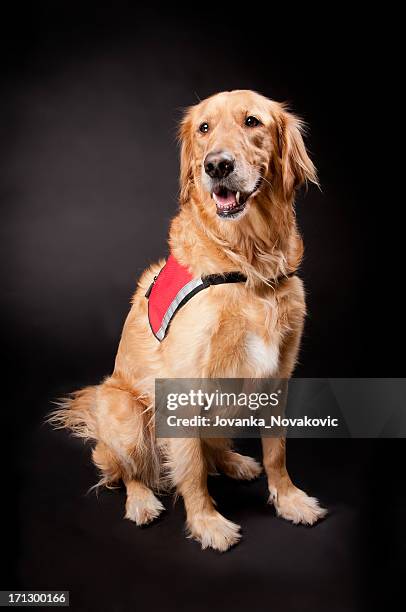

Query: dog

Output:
[51, 89, 326, 551]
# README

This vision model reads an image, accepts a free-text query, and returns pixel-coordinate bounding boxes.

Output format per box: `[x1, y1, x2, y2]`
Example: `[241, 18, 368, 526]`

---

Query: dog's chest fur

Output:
[132, 272, 304, 381]
[165, 285, 287, 378]
[244, 332, 279, 376]
[214, 291, 283, 377]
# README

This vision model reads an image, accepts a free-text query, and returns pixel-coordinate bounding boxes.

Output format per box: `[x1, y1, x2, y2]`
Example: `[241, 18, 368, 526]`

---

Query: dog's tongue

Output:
[212, 188, 237, 210]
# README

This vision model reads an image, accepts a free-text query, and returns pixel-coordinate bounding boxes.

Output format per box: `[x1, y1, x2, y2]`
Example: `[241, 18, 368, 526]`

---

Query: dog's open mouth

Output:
[212, 187, 246, 218]
[211, 179, 262, 218]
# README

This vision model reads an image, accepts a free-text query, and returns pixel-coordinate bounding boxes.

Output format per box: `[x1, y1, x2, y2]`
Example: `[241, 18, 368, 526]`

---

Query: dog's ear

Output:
[178, 108, 194, 206]
[275, 105, 318, 200]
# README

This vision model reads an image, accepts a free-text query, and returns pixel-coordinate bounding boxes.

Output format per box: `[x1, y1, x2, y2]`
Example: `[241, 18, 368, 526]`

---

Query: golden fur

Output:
[50, 90, 326, 551]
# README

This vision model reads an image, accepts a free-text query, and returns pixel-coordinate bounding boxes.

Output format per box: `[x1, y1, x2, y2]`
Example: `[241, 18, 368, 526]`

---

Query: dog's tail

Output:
[48, 386, 99, 441]
[48, 379, 163, 491]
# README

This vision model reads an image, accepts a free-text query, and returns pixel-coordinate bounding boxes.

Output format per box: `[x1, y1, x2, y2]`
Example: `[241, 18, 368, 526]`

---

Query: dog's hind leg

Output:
[92, 441, 123, 488]
[94, 380, 164, 525]
[92, 440, 164, 525]
[53, 377, 164, 524]
[124, 478, 164, 526]
[92, 439, 164, 526]
[203, 439, 262, 481]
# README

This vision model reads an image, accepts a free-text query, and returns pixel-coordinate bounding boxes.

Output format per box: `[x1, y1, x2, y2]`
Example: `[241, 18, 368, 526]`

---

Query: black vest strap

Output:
[201, 271, 295, 289]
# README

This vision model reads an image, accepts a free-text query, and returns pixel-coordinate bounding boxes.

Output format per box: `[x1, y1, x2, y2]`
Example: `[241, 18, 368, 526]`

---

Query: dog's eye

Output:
[199, 122, 209, 133]
[245, 116, 260, 127]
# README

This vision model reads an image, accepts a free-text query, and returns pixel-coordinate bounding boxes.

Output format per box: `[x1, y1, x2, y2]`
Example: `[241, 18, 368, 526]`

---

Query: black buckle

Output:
[145, 276, 157, 299]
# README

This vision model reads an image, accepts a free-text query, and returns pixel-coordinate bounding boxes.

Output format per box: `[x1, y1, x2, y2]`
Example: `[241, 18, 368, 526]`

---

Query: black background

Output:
[1, 4, 403, 611]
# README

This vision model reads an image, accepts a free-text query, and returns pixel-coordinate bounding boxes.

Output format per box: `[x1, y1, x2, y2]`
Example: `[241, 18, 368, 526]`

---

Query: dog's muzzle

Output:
[203, 151, 262, 219]
[211, 178, 263, 219]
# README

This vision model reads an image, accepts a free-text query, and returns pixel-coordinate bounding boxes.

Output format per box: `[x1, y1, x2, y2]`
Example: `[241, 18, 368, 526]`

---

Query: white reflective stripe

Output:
[155, 277, 204, 340]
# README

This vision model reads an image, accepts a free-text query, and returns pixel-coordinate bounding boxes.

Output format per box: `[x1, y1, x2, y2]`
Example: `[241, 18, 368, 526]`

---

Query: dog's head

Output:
[179, 90, 318, 220]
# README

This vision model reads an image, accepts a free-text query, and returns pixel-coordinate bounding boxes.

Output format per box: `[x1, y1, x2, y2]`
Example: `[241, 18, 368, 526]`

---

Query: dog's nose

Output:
[204, 151, 235, 179]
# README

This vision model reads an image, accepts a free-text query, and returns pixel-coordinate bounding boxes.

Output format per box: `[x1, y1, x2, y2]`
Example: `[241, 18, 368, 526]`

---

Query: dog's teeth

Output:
[236, 191, 240, 204]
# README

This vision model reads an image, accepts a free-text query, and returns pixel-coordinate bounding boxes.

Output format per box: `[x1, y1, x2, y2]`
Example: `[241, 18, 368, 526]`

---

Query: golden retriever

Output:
[51, 89, 326, 551]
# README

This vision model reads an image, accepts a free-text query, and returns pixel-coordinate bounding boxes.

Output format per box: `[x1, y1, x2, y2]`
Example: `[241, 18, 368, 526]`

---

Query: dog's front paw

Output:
[269, 486, 327, 526]
[187, 511, 241, 552]
[222, 452, 262, 480]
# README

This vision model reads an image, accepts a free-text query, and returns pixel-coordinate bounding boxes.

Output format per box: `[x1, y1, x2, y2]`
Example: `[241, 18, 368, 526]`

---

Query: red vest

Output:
[146, 255, 246, 341]
[145, 254, 294, 341]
